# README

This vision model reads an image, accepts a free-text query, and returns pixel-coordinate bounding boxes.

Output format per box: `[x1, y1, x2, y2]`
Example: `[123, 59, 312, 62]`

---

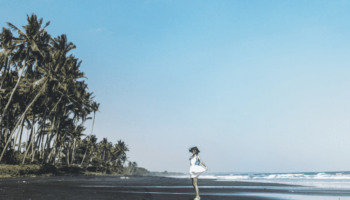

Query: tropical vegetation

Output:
[0, 14, 138, 175]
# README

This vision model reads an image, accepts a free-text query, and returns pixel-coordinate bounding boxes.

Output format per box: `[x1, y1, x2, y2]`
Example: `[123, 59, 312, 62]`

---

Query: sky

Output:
[1, 0, 350, 173]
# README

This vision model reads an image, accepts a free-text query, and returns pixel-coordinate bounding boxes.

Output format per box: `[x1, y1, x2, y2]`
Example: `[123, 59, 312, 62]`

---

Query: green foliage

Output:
[0, 14, 98, 165]
[78, 137, 130, 174]
[133, 167, 150, 176]
[0, 14, 143, 176]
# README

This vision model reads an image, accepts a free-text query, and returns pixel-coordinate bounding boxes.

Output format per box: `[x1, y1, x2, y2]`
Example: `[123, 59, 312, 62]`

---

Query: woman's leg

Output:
[191, 177, 199, 197]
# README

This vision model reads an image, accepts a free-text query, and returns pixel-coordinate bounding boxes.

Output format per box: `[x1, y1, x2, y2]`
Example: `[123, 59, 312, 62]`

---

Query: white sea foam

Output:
[167, 175, 217, 179]
[97, 190, 350, 200]
[214, 173, 350, 180]
[169, 171, 350, 188]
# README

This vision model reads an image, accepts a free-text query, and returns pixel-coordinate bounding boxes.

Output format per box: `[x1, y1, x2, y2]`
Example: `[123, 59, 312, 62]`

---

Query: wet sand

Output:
[1, 175, 349, 200]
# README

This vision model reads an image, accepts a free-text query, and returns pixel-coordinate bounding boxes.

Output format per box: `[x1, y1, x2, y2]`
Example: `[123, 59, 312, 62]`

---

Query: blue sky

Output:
[2, 0, 350, 173]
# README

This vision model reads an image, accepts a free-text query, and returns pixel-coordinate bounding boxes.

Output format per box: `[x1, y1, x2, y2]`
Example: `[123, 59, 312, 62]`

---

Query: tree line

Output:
[0, 14, 136, 174]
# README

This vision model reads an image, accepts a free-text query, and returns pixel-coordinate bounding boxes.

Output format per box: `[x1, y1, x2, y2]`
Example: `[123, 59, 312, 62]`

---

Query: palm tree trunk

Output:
[47, 133, 53, 159]
[40, 133, 45, 158]
[31, 112, 37, 162]
[31, 126, 36, 162]
[50, 107, 66, 164]
[0, 119, 2, 143]
[66, 146, 70, 166]
[26, 129, 28, 147]
[39, 107, 47, 158]
[56, 140, 64, 165]
[37, 134, 42, 158]
[42, 134, 49, 163]
[71, 139, 76, 164]
[46, 133, 58, 163]
[22, 123, 34, 164]
[4, 115, 9, 143]
[22, 141, 32, 164]
[0, 57, 8, 90]
[50, 120, 61, 164]
[81, 111, 96, 165]
[17, 115, 25, 152]
[43, 114, 56, 163]
[13, 116, 25, 150]
[0, 80, 47, 162]
[0, 64, 26, 126]
[46, 115, 61, 164]
[71, 118, 79, 165]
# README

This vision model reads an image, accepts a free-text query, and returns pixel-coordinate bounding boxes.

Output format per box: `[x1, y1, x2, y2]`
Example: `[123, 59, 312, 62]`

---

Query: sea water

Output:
[166, 171, 350, 199]
[170, 171, 350, 188]
[224, 171, 350, 189]
[81, 172, 350, 199]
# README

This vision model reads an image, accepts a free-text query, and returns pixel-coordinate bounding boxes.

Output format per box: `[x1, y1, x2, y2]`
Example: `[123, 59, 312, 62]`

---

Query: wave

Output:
[214, 172, 350, 180]
[170, 172, 350, 180]
[168, 171, 350, 188]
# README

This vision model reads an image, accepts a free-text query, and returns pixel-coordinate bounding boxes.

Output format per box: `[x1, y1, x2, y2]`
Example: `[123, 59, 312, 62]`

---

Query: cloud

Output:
[89, 28, 107, 34]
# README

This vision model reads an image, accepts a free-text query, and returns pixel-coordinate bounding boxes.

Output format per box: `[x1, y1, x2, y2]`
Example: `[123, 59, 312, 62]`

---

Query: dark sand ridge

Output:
[1, 176, 349, 200]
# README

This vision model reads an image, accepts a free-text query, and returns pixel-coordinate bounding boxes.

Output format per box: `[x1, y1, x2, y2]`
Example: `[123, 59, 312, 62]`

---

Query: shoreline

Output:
[1, 175, 350, 199]
[0, 164, 129, 178]
[0, 164, 185, 179]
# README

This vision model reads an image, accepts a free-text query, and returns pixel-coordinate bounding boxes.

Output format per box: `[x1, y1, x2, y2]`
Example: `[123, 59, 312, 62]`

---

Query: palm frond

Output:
[6, 23, 27, 38]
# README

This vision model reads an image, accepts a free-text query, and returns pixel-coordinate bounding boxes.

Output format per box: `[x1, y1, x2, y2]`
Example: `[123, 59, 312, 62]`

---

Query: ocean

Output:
[167, 171, 350, 199]
[171, 171, 350, 188]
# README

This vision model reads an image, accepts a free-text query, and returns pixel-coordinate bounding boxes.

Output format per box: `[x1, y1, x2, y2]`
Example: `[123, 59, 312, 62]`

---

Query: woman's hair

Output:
[189, 146, 200, 154]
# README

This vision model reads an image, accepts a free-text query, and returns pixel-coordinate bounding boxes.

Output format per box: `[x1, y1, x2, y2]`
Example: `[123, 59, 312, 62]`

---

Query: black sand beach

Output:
[1, 176, 349, 200]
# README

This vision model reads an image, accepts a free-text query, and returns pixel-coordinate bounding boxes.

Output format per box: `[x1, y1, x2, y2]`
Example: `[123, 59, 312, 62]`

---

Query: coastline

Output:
[0, 164, 185, 178]
[1, 175, 350, 199]
[1, 165, 350, 200]
[0, 164, 134, 178]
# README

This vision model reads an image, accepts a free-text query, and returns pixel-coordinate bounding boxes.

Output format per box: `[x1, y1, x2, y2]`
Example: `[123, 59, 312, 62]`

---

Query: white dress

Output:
[189, 154, 206, 178]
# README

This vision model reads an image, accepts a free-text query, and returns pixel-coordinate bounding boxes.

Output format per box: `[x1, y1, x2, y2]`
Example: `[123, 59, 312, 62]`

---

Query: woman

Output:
[189, 146, 208, 200]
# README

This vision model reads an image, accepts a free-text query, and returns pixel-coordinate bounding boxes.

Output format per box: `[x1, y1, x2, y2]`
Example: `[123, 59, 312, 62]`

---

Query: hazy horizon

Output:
[2, 0, 350, 173]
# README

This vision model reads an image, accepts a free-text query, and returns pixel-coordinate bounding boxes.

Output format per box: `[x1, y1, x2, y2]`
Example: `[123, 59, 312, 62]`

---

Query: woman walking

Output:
[189, 146, 208, 200]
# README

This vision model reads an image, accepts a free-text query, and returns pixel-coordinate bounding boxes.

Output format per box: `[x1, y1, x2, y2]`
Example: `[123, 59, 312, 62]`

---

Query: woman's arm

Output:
[198, 156, 208, 170]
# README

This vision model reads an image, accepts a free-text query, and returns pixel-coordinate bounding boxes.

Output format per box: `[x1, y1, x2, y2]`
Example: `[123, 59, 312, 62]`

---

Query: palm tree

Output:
[1, 14, 50, 125]
[99, 138, 110, 161]
[86, 135, 98, 165]
[0, 14, 107, 168]
[81, 102, 99, 165]
[129, 161, 138, 175]
[70, 124, 85, 164]
[115, 140, 129, 166]
[125, 161, 137, 175]
[0, 15, 52, 162]
[0, 27, 16, 90]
